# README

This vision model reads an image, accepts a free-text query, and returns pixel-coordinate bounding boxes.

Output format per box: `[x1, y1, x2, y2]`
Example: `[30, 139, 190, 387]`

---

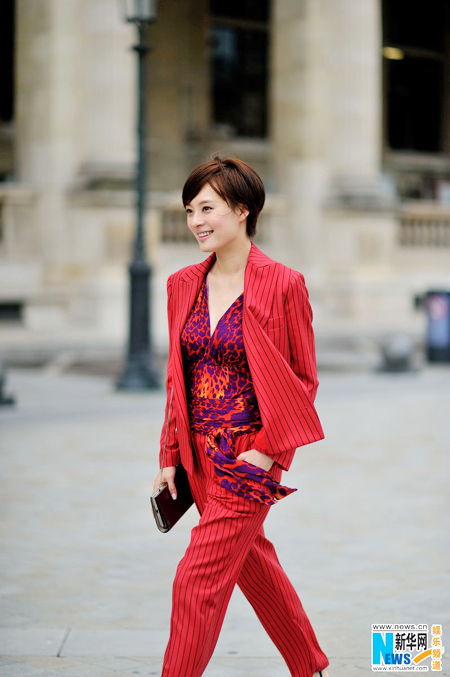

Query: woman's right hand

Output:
[153, 466, 177, 500]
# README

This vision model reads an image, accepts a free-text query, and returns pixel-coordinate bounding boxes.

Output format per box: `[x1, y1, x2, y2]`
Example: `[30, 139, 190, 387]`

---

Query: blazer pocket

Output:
[264, 315, 286, 352]
[265, 315, 284, 330]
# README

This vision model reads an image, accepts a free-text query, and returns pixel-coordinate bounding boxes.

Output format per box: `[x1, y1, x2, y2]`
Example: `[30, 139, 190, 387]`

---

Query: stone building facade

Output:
[0, 0, 449, 358]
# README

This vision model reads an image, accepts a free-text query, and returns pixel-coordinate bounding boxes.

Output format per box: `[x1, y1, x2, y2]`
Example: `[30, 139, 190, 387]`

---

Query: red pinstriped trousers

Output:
[161, 430, 329, 677]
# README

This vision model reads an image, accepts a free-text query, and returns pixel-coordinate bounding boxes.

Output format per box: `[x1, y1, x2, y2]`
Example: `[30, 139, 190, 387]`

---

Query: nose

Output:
[190, 210, 205, 229]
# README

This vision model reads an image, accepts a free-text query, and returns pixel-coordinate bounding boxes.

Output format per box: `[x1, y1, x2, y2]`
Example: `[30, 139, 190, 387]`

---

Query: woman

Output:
[153, 157, 329, 677]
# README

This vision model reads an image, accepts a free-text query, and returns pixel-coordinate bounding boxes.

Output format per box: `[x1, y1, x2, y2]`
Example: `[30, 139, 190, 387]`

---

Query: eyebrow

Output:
[186, 199, 217, 207]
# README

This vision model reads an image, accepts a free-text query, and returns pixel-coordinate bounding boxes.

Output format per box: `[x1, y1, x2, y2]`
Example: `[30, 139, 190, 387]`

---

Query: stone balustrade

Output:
[399, 203, 450, 247]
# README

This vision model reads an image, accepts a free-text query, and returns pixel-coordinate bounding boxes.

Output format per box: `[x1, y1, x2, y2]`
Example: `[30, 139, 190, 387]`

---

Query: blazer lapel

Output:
[177, 242, 276, 330]
[178, 252, 216, 328]
[171, 252, 216, 473]
[244, 242, 277, 328]
[174, 241, 277, 365]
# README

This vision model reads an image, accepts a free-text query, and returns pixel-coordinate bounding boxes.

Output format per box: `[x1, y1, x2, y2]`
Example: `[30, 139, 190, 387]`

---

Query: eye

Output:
[203, 205, 212, 211]
[185, 208, 193, 215]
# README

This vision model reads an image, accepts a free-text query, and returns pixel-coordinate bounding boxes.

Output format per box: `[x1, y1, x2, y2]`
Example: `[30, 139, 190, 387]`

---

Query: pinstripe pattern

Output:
[159, 242, 328, 676]
[159, 242, 324, 474]
[161, 431, 329, 677]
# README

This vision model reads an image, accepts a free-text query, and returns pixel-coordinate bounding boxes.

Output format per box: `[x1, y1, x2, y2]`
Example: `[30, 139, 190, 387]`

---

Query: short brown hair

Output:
[182, 156, 265, 237]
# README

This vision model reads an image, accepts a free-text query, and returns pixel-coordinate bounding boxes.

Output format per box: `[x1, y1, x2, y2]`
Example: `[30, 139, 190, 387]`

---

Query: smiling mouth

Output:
[198, 231, 213, 240]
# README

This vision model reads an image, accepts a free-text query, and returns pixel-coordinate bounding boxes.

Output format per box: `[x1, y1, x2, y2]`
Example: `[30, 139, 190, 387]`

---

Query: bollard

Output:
[378, 335, 416, 373]
[0, 362, 16, 406]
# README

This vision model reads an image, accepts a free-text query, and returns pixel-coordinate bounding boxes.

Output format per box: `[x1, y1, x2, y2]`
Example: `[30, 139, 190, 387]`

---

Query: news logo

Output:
[372, 624, 444, 671]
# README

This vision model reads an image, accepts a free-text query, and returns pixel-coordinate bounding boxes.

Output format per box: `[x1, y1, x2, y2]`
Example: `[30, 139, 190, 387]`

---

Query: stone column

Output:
[325, 0, 387, 204]
[15, 0, 80, 270]
[80, 0, 135, 172]
[14, 0, 136, 332]
[321, 0, 400, 324]
[15, 0, 135, 264]
[271, 0, 328, 281]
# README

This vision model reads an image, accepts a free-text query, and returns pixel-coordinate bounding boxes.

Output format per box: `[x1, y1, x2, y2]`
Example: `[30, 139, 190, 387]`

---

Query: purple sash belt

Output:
[190, 396, 296, 506]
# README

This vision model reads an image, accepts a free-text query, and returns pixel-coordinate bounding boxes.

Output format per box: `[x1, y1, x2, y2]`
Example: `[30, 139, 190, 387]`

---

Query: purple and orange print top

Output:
[180, 277, 296, 506]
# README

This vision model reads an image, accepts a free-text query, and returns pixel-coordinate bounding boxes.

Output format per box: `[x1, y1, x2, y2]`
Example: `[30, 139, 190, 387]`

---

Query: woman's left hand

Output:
[236, 449, 274, 472]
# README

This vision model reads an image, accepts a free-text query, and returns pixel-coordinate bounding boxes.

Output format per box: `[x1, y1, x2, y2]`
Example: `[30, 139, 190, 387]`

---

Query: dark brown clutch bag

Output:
[151, 464, 194, 533]
[151, 387, 194, 533]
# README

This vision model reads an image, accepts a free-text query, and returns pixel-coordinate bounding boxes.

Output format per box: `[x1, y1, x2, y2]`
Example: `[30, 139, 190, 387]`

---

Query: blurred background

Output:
[0, 3, 449, 675]
[0, 0, 449, 373]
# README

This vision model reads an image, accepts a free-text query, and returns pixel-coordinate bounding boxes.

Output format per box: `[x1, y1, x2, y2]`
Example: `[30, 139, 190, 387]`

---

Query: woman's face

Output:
[185, 183, 249, 254]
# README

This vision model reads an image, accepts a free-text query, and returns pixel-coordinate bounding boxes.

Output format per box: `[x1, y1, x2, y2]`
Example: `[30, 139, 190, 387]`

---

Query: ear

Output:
[237, 204, 250, 222]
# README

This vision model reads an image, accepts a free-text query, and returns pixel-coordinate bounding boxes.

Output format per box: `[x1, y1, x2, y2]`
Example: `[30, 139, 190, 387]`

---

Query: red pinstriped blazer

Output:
[159, 242, 324, 475]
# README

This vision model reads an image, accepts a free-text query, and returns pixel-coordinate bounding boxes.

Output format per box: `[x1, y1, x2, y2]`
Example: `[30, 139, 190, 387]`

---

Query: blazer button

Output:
[175, 427, 177, 434]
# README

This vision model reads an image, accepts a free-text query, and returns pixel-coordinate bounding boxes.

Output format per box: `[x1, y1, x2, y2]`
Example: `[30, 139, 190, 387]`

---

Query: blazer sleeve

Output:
[159, 275, 181, 468]
[284, 270, 319, 403]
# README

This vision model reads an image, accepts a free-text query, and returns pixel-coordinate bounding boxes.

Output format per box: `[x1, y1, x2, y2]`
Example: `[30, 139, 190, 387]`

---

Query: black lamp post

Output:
[117, 0, 160, 390]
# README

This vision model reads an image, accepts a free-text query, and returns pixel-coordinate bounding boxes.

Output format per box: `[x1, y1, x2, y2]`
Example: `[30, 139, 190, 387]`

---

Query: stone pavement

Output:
[0, 366, 449, 677]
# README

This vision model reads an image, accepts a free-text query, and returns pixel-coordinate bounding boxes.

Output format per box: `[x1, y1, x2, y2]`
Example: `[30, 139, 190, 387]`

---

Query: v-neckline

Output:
[205, 277, 243, 339]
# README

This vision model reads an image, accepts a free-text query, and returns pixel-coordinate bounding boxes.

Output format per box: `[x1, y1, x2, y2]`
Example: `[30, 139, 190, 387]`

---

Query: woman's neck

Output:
[211, 239, 252, 278]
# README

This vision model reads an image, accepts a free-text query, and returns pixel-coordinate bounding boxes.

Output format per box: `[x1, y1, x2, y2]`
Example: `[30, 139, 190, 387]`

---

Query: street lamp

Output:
[117, 0, 160, 390]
